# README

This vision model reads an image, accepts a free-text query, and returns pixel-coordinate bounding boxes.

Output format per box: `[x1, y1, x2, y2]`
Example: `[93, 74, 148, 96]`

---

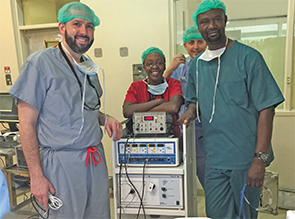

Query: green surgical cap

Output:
[192, 0, 226, 25]
[58, 2, 100, 27]
[182, 26, 204, 44]
[141, 47, 166, 65]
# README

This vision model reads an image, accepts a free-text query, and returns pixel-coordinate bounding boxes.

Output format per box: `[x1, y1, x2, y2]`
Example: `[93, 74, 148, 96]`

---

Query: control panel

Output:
[118, 174, 183, 209]
[116, 137, 180, 166]
[133, 112, 173, 135]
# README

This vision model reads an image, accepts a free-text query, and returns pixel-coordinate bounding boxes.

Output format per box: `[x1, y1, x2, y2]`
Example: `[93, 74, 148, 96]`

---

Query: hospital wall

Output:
[0, 1, 19, 92]
[0, 0, 294, 193]
[80, 0, 176, 182]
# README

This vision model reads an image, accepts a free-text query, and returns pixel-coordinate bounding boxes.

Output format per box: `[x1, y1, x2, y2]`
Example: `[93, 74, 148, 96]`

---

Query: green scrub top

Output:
[185, 41, 284, 170]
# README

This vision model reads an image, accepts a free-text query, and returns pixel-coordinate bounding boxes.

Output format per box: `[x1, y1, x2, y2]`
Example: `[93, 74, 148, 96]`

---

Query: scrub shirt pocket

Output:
[223, 81, 248, 106]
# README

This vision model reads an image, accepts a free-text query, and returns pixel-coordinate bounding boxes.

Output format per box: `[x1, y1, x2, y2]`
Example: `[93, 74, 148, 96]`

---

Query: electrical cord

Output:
[124, 136, 146, 219]
[30, 195, 49, 219]
[125, 139, 146, 219]
[239, 183, 273, 219]
[135, 159, 147, 219]
[118, 133, 146, 219]
[119, 135, 131, 219]
[30, 193, 63, 219]
[244, 186, 273, 211]
[48, 193, 63, 210]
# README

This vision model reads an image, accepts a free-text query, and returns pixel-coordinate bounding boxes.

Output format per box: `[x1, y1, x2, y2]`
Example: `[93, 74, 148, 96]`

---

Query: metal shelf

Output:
[18, 23, 58, 31]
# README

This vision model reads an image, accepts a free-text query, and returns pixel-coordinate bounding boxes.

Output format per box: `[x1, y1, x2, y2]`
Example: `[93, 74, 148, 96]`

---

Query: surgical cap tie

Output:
[86, 147, 102, 167]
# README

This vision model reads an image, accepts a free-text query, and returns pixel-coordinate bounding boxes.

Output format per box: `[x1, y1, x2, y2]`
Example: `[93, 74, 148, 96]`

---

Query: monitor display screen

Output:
[0, 93, 18, 123]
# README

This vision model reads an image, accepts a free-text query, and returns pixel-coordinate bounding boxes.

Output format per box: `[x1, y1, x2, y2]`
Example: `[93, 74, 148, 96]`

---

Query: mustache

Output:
[75, 35, 90, 41]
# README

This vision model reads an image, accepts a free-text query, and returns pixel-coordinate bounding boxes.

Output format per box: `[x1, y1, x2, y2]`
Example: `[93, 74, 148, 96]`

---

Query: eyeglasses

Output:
[145, 62, 165, 68]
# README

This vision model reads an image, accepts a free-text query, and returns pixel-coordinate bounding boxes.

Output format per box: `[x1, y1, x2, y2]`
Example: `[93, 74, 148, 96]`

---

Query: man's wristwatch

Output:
[254, 152, 269, 163]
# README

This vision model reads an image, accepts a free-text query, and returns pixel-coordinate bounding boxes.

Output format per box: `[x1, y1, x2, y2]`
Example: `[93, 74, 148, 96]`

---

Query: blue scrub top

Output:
[185, 41, 285, 170]
[171, 55, 191, 97]
[0, 170, 10, 218]
[171, 56, 203, 140]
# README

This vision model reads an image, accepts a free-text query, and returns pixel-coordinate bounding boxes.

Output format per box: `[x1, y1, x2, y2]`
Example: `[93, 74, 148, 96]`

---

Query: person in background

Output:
[163, 26, 207, 188]
[9, 2, 122, 219]
[123, 47, 183, 134]
[0, 169, 10, 218]
[179, 0, 285, 218]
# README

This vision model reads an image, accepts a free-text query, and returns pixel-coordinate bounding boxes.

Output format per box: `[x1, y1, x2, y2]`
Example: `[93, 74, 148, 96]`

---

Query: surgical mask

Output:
[198, 46, 226, 61]
[73, 58, 100, 76]
[62, 43, 100, 75]
[144, 77, 168, 95]
[196, 37, 228, 123]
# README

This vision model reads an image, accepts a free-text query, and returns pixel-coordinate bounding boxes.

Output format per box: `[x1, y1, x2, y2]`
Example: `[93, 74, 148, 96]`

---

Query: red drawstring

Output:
[86, 147, 102, 167]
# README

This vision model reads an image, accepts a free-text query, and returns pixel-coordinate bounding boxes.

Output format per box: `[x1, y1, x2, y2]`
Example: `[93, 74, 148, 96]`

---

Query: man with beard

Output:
[9, 2, 122, 219]
[178, 0, 284, 218]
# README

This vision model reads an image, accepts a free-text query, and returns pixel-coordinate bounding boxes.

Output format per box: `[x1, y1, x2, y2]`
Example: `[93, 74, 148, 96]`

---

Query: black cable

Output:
[136, 159, 147, 219]
[124, 133, 146, 218]
[30, 194, 49, 219]
[119, 134, 134, 219]
[123, 139, 146, 219]
[119, 136, 130, 219]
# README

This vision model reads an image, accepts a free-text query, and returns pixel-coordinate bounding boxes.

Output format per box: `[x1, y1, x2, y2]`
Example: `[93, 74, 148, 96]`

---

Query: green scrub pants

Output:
[205, 167, 261, 219]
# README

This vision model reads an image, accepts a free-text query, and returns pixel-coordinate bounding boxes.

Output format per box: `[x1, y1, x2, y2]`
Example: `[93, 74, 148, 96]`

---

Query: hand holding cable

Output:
[30, 175, 55, 211]
[48, 193, 63, 210]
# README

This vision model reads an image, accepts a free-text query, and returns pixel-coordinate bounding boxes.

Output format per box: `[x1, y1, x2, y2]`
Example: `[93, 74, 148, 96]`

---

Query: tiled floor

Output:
[12, 192, 288, 219]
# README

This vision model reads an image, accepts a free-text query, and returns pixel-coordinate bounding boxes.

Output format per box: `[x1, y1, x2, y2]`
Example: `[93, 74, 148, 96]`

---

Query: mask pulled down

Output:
[143, 78, 169, 96]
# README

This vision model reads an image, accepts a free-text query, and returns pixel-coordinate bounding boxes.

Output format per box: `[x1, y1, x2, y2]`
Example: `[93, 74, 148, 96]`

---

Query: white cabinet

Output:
[112, 124, 198, 219]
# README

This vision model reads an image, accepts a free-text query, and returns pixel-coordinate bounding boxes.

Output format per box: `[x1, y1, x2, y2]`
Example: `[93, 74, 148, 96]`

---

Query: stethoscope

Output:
[59, 42, 100, 111]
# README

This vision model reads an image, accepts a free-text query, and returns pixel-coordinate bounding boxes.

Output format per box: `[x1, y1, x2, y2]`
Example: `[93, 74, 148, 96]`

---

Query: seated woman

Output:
[123, 47, 184, 134]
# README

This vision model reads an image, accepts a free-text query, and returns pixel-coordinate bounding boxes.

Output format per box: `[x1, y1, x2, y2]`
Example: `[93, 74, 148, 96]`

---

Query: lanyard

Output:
[58, 42, 100, 110]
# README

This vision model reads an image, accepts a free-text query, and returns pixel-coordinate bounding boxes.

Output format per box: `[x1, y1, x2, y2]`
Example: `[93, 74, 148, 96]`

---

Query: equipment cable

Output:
[30, 193, 63, 219]
[118, 133, 146, 219]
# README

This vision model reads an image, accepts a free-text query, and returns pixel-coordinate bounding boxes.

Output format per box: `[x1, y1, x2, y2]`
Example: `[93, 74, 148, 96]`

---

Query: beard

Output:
[65, 30, 94, 54]
[204, 29, 224, 44]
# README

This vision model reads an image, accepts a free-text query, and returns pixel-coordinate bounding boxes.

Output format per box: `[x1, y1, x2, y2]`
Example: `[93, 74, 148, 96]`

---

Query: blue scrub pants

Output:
[205, 168, 261, 219]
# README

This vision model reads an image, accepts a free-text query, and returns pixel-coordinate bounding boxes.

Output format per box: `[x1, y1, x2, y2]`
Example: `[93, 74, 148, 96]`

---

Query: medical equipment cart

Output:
[112, 123, 198, 219]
